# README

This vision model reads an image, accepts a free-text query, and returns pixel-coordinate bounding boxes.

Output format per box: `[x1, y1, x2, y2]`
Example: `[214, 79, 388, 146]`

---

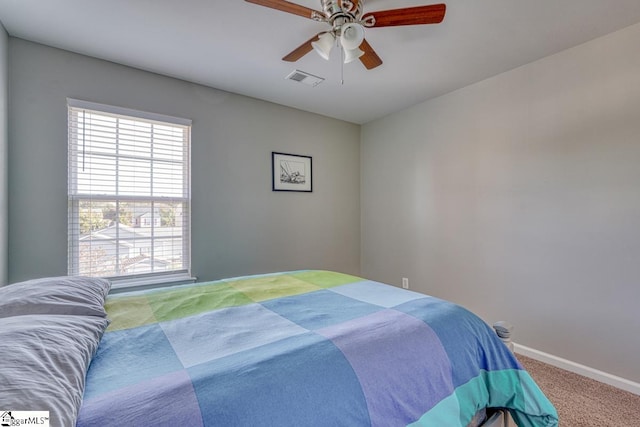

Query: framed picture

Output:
[272, 152, 312, 192]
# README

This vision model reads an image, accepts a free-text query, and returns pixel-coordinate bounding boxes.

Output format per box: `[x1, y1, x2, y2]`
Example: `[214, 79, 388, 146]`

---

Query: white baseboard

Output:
[514, 343, 640, 396]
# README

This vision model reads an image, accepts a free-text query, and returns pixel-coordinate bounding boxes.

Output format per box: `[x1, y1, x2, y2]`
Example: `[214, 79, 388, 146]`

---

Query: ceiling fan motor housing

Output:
[321, 0, 362, 29]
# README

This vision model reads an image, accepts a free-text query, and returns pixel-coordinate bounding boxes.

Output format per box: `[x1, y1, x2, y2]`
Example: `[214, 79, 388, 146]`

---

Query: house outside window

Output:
[68, 99, 191, 286]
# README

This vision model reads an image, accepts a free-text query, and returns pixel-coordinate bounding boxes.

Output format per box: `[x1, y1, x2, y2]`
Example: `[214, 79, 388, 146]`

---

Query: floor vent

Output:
[285, 70, 324, 87]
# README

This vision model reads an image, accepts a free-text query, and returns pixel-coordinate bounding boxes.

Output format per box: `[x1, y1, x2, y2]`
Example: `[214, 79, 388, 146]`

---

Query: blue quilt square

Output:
[188, 332, 370, 427]
[261, 289, 382, 330]
[84, 324, 184, 399]
[395, 298, 519, 387]
[330, 280, 427, 307]
[78, 370, 203, 427]
[161, 303, 308, 368]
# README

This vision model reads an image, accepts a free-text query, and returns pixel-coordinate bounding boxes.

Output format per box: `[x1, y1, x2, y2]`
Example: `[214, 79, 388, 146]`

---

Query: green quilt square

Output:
[146, 282, 254, 322]
[105, 295, 157, 331]
[290, 270, 363, 288]
[226, 274, 321, 302]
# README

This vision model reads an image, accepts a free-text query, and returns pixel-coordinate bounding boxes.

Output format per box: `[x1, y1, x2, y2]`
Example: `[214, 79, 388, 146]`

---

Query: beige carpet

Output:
[518, 355, 640, 427]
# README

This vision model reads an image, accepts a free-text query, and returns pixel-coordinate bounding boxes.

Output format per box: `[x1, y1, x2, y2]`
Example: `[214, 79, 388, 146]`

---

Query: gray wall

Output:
[361, 22, 640, 383]
[0, 23, 7, 284]
[8, 39, 360, 283]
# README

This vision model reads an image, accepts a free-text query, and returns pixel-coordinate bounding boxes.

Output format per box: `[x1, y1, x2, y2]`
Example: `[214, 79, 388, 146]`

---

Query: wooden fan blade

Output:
[282, 34, 321, 62]
[363, 3, 446, 27]
[359, 39, 383, 70]
[341, 0, 359, 11]
[245, 0, 322, 20]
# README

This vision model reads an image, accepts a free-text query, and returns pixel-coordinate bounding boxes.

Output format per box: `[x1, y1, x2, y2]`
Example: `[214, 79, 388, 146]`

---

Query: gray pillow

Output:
[0, 276, 111, 318]
[0, 314, 109, 427]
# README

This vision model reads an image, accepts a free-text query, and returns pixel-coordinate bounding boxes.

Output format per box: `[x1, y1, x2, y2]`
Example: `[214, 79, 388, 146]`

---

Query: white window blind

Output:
[68, 99, 191, 282]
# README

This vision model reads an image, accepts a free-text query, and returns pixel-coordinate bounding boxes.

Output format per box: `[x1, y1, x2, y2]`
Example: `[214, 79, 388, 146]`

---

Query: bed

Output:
[0, 271, 558, 427]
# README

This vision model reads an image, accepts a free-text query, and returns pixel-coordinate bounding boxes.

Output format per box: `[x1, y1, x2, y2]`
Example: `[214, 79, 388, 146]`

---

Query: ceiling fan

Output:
[245, 0, 446, 70]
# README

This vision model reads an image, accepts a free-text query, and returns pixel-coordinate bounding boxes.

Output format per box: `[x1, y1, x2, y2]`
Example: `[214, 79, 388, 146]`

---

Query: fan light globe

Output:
[343, 47, 364, 63]
[340, 23, 365, 50]
[311, 32, 335, 60]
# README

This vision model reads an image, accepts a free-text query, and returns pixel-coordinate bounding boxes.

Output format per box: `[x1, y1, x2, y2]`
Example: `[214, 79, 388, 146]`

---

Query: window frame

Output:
[67, 98, 193, 288]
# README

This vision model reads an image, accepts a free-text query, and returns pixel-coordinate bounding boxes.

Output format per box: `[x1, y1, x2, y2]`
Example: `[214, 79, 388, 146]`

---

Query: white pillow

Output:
[0, 314, 109, 427]
[0, 276, 111, 318]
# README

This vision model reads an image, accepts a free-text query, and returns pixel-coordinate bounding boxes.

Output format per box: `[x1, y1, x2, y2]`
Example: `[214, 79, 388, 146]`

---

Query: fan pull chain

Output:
[340, 44, 345, 85]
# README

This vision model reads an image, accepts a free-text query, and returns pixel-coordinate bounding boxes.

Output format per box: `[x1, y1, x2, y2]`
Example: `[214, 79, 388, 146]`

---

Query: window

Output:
[68, 99, 191, 284]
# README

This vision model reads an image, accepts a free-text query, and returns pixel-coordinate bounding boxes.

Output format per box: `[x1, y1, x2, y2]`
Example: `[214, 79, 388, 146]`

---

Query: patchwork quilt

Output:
[77, 270, 558, 427]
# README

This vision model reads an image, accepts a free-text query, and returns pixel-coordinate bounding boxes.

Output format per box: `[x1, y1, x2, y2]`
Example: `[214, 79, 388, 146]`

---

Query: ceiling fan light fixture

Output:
[343, 46, 364, 63]
[340, 23, 365, 50]
[311, 32, 335, 60]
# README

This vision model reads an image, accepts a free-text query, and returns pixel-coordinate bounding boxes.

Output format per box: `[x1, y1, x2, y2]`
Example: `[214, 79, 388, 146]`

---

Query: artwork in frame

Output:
[272, 152, 312, 192]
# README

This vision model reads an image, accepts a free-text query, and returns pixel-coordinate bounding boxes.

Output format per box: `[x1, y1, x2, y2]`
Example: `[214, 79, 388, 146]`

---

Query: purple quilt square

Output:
[318, 309, 455, 427]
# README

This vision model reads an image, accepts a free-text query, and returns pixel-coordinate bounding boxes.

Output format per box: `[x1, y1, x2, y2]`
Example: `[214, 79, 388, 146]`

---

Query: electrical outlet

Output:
[402, 278, 409, 289]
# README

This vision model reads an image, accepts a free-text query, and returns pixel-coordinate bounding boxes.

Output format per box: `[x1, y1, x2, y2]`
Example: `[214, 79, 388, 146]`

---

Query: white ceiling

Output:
[1, 0, 640, 124]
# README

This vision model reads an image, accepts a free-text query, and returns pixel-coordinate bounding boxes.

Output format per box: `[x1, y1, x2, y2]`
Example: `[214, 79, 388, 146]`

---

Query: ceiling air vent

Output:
[285, 70, 324, 87]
